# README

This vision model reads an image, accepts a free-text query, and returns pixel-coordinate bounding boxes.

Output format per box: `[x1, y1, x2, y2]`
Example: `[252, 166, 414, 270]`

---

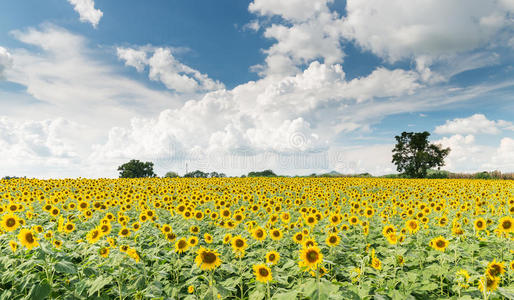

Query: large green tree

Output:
[392, 131, 450, 178]
[117, 159, 156, 178]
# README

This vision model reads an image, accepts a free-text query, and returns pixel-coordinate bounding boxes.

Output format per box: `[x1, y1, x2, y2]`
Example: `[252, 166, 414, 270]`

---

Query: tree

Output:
[247, 170, 277, 177]
[184, 170, 208, 178]
[164, 171, 179, 178]
[117, 159, 156, 178]
[392, 131, 450, 178]
[209, 171, 226, 178]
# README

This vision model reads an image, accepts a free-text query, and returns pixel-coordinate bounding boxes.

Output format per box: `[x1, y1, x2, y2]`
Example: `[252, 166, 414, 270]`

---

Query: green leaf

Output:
[249, 288, 265, 300]
[497, 287, 514, 300]
[272, 291, 298, 300]
[28, 281, 51, 300]
[87, 276, 112, 297]
[54, 261, 77, 274]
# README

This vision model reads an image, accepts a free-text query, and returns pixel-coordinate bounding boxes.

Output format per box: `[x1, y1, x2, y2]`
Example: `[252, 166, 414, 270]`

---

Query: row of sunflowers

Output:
[0, 177, 512, 299]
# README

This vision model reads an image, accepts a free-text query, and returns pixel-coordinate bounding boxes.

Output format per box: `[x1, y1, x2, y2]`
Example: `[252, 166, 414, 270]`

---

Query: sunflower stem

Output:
[316, 267, 321, 300]
[266, 281, 270, 300]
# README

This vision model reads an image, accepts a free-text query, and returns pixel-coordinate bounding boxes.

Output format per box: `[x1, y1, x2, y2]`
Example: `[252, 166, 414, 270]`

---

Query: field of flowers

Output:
[0, 177, 512, 299]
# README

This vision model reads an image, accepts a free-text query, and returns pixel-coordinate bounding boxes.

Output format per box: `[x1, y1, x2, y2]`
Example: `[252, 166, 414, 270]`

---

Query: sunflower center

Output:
[258, 268, 269, 277]
[202, 251, 217, 264]
[306, 250, 319, 263]
[502, 220, 511, 229]
[235, 239, 244, 247]
[329, 236, 337, 243]
[6, 218, 16, 227]
[436, 240, 445, 248]
[256, 230, 263, 237]
[25, 233, 34, 243]
[269, 254, 275, 261]
[178, 240, 187, 249]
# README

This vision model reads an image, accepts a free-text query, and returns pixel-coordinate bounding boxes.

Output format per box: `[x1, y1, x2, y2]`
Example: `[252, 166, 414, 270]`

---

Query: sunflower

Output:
[486, 259, 505, 278]
[348, 216, 359, 225]
[371, 249, 381, 270]
[382, 225, 396, 237]
[99, 247, 109, 258]
[204, 233, 213, 244]
[406, 219, 420, 234]
[175, 238, 189, 253]
[86, 228, 102, 244]
[63, 222, 75, 233]
[270, 228, 283, 241]
[223, 233, 232, 244]
[474, 218, 486, 231]
[194, 247, 222, 271]
[498, 216, 513, 233]
[478, 274, 500, 292]
[386, 233, 398, 245]
[430, 236, 449, 252]
[252, 226, 267, 241]
[53, 239, 63, 249]
[265, 250, 280, 265]
[325, 234, 340, 247]
[188, 286, 195, 294]
[299, 246, 323, 270]
[510, 261, 514, 271]
[9, 240, 17, 252]
[188, 236, 199, 247]
[1, 213, 20, 232]
[231, 235, 247, 257]
[292, 232, 304, 244]
[253, 264, 272, 283]
[119, 227, 131, 237]
[18, 228, 39, 250]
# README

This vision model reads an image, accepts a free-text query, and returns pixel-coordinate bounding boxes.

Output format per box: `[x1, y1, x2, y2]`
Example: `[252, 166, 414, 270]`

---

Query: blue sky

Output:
[0, 0, 513, 178]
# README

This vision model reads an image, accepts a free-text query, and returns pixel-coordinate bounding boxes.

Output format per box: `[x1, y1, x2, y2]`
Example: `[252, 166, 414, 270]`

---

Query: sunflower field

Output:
[0, 177, 513, 300]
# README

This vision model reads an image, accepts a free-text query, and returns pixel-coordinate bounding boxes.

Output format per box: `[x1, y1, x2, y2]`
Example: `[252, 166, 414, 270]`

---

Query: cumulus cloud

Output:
[0, 46, 13, 79]
[341, 0, 513, 62]
[91, 60, 423, 167]
[249, 0, 345, 76]
[5, 24, 179, 128]
[67, 0, 103, 28]
[434, 114, 514, 135]
[117, 46, 224, 93]
[249, 0, 334, 22]
[0, 117, 87, 177]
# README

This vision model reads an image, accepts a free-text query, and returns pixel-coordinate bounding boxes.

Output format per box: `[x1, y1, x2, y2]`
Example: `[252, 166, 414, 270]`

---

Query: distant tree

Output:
[117, 159, 156, 178]
[392, 131, 450, 178]
[184, 170, 208, 178]
[164, 171, 179, 178]
[209, 172, 226, 178]
[247, 170, 277, 177]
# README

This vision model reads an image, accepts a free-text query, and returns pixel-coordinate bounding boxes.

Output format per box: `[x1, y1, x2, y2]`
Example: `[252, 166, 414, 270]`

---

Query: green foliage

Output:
[473, 171, 492, 179]
[247, 170, 277, 177]
[163, 171, 179, 178]
[184, 170, 208, 178]
[392, 131, 450, 178]
[117, 159, 156, 178]
[426, 169, 450, 179]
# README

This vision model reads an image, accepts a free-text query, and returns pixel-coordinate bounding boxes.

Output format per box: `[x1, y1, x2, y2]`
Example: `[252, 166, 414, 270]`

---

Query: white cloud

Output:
[249, 0, 333, 22]
[341, 0, 513, 62]
[435, 134, 514, 172]
[434, 114, 514, 135]
[0, 46, 13, 79]
[5, 25, 180, 128]
[249, 0, 345, 76]
[117, 46, 224, 93]
[489, 137, 514, 169]
[0, 116, 86, 177]
[67, 0, 103, 28]
[91, 61, 422, 165]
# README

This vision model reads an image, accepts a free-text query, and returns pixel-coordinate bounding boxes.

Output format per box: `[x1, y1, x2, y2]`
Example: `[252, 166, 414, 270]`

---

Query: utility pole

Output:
[185, 162, 188, 175]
